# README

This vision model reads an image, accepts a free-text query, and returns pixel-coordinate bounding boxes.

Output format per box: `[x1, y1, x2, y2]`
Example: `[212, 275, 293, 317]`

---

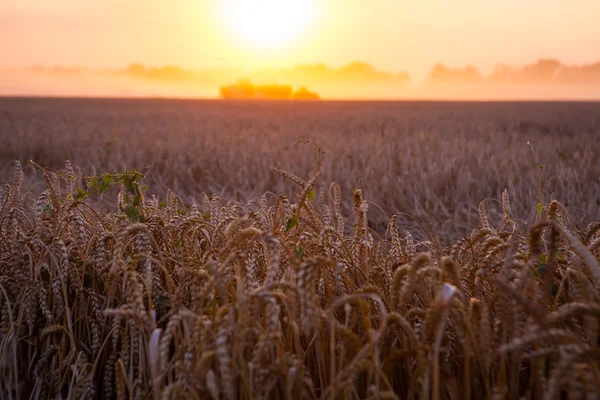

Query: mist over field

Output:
[3, 57, 600, 99]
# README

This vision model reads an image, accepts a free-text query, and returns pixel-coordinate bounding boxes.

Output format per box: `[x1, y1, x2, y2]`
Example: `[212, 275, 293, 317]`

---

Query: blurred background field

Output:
[1, 97, 599, 242]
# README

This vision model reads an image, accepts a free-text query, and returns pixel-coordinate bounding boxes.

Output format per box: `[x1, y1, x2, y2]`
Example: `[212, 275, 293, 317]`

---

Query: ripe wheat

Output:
[0, 159, 599, 399]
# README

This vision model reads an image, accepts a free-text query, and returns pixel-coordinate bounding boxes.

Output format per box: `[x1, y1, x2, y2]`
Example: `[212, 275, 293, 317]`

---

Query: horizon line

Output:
[3, 94, 600, 103]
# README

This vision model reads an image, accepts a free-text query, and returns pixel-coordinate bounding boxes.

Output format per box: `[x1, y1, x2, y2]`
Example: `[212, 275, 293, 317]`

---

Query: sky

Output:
[2, 0, 600, 81]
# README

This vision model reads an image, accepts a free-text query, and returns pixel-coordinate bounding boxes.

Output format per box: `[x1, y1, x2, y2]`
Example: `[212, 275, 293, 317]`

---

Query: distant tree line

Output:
[427, 59, 600, 84]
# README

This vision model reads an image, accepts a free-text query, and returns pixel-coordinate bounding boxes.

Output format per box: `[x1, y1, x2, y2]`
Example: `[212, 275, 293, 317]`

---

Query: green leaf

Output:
[535, 264, 547, 278]
[87, 177, 99, 190]
[295, 245, 305, 259]
[102, 174, 113, 184]
[159, 200, 167, 208]
[123, 176, 135, 194]
[75, 188, 87, 200]
[124, 204, 141, 222]
[535, 202, 544, 216]
[98, 180, 110, 194]
[307, 189, 316, 202]
[286, 217, 298, 231]
[133, 192, 142, 207]
[130, 169, 145, 179]
[43, 204, 52, 212]
[539, 254, 547, 264]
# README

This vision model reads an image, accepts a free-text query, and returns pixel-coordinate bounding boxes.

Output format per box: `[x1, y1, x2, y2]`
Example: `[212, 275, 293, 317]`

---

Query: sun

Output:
[223, 0, 313, 48]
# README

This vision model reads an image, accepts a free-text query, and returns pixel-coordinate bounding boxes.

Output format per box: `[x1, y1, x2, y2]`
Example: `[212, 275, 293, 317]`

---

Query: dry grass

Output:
[1, 149, 599, 399]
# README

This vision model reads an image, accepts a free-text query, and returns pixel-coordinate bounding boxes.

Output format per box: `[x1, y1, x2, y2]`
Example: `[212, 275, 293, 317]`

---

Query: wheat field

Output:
[0, 98, 599, 399]
[2, 98, 599, 242]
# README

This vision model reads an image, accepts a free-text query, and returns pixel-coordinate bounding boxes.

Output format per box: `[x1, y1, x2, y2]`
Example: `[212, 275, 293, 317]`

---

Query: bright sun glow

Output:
[223, 0, 313, 48]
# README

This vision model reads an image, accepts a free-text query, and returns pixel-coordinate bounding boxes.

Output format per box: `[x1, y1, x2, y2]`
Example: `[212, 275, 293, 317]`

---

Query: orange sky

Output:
[2, 0, 600, 82]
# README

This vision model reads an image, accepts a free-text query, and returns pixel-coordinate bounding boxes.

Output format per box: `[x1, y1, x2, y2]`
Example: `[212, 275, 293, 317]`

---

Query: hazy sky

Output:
[2, 0, 600, 81]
